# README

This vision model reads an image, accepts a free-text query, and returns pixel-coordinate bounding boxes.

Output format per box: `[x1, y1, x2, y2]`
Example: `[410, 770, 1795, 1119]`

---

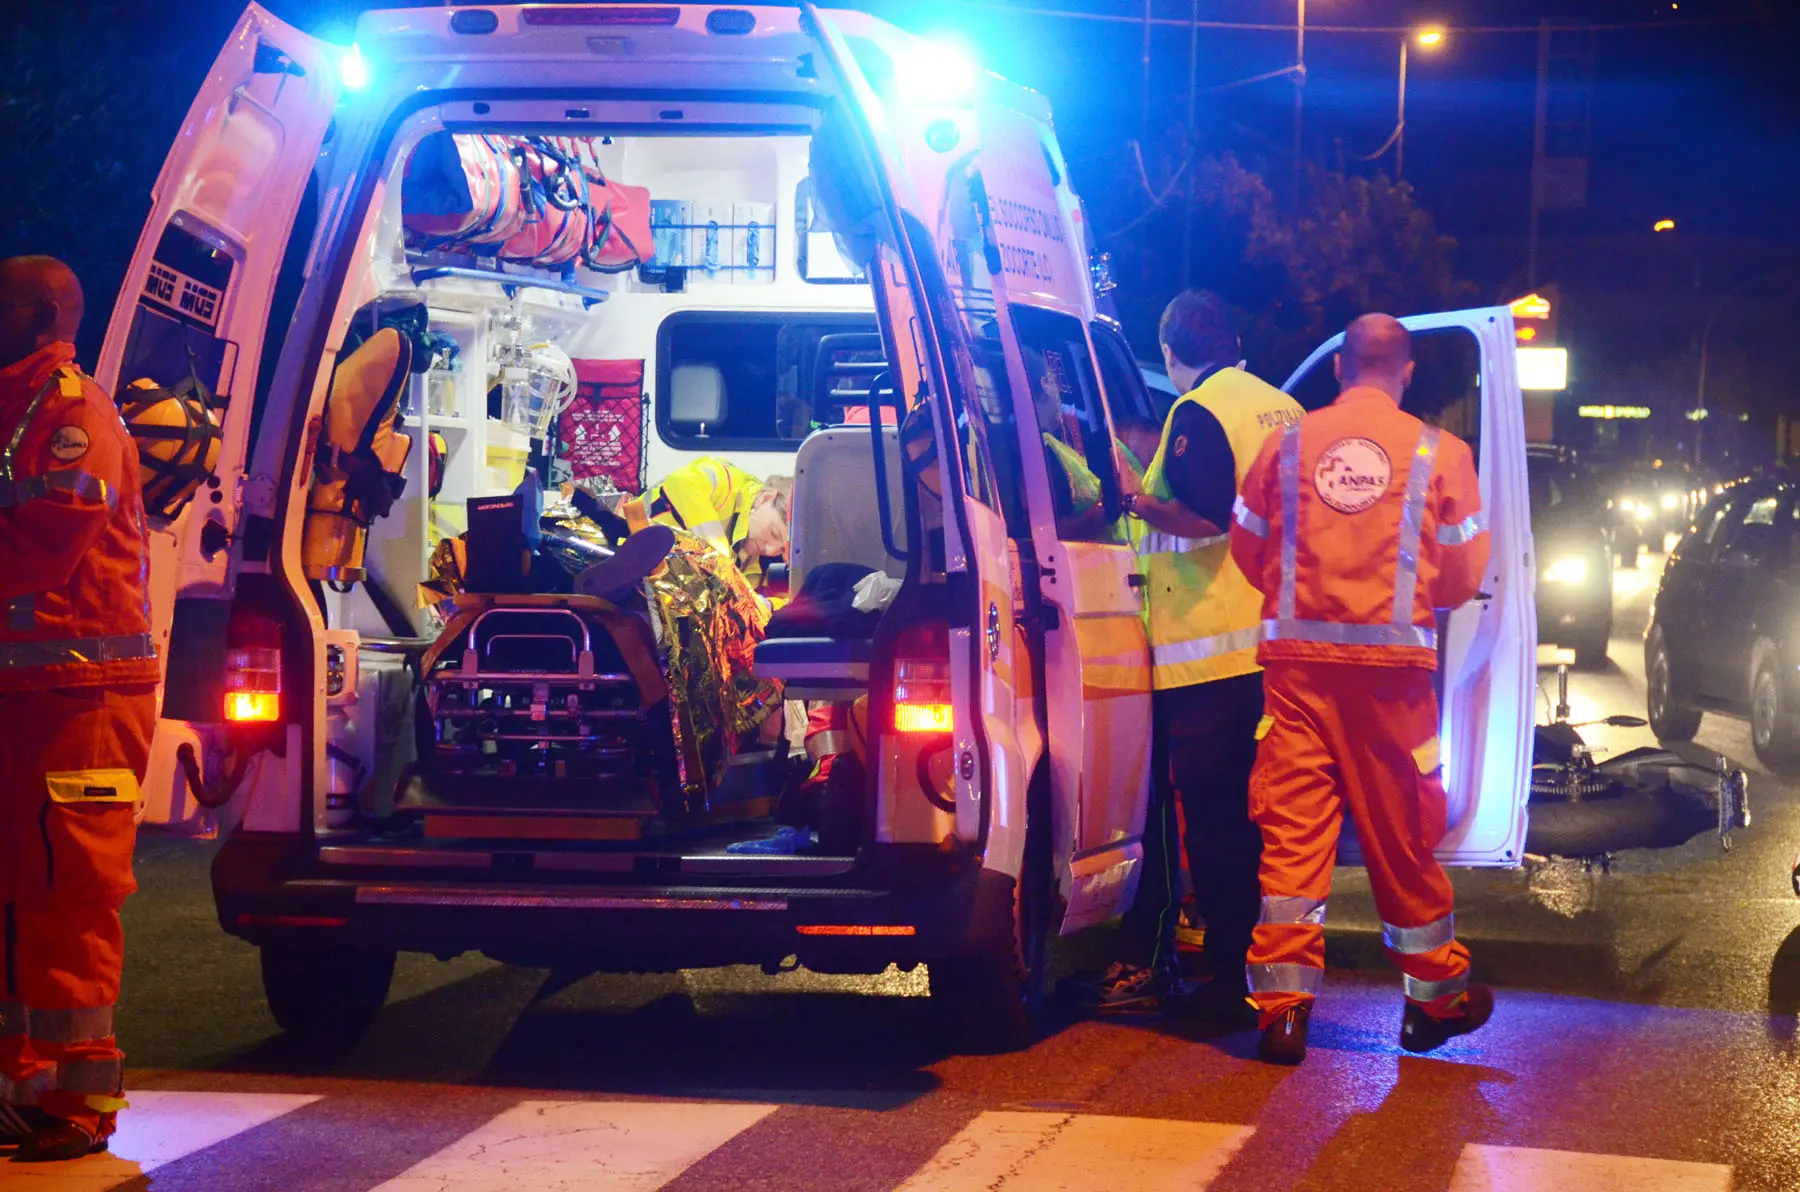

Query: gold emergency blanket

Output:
[648, 531, 783, 796]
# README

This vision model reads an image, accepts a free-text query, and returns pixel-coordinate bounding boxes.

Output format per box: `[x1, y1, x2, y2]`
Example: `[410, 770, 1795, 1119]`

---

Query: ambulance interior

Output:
[303, 120, 924, 859]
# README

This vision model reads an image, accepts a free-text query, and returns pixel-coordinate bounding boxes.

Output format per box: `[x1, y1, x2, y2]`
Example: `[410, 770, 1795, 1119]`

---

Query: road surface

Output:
[8, 550, 1797, 1191]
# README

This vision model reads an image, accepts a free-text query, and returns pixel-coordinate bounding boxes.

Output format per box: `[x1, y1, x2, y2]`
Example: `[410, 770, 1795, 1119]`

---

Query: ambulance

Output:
[100, 2, 1544, 1051]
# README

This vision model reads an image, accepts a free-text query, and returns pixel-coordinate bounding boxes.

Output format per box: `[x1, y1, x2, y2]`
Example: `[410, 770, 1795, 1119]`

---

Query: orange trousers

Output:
[0, 684, 155, 1139]
[1245, 662, 1470, 1026]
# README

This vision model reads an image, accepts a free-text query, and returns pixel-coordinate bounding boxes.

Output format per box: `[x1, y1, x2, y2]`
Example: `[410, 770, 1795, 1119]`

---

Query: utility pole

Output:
[1141, 0, 1154, 147]
[1527, 19, 1549, 288]
[1182, 0, 1199, 285]
[1291, 0, 1306, 207]
[1396, 39, 1409, 183]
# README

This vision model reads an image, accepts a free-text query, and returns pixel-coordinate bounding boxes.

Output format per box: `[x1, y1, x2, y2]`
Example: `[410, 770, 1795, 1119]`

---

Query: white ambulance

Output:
[101, 2, 1546, 1051]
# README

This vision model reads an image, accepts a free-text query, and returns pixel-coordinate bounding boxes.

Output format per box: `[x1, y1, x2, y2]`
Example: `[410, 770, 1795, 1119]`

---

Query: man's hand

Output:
[1130, 491, 1225, 540]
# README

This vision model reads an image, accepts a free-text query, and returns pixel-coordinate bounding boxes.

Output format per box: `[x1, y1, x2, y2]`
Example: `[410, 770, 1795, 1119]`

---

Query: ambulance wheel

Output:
[260, 943, 396, 1047]
[930, 771, 1055, 1054]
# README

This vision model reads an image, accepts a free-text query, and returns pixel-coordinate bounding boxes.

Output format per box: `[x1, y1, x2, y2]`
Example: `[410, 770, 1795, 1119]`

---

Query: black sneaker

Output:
[12, 1115, 107, 1163]
[1256, 1003, 1311, 1065]
[1064, 962, 1172, 1015]
[1400, 983, 1495, 1054]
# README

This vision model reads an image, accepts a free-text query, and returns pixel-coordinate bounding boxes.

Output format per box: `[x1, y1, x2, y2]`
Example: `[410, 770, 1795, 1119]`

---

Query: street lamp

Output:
[1361, 26, 1447, 182]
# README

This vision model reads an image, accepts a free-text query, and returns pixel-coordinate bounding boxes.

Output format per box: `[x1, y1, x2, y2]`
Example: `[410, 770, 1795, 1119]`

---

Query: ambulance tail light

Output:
[224, 607, 283, 724]
[892, 622, 952, 734]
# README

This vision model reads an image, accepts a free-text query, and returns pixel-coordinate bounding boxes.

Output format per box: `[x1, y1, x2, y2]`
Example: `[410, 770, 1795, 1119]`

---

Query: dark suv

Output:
[1647, 478, 1800, 766]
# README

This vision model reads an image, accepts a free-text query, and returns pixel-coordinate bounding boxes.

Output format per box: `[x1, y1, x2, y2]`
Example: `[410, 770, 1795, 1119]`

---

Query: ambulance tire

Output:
[931, 769, 1055, 1054]
[260, 943, 396, 1048]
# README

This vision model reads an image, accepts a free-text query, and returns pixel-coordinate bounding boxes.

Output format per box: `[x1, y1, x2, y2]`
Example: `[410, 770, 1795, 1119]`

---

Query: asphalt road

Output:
[8, 548, 1799, 1191]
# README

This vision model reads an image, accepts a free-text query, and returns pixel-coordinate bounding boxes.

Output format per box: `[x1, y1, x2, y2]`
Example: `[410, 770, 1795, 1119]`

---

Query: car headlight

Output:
[1660, 493, 1679, 511]
[1633, 503, 1652, 521]
[1543, 556, 1591, 585]
[1617, 497, 1636, 513]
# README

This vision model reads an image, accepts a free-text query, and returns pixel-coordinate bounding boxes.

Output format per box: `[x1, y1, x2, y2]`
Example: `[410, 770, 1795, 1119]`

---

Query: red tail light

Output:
[224, 606, 282, 723]
[892, 622, 952, 734]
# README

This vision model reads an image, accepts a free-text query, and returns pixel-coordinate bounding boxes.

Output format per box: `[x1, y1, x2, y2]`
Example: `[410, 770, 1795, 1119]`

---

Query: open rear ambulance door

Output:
[1282, 307, 1536, 866]
[800, 7, 1037, 882]
[947, 103, 1152, 932]
[94, 4, 338, 826]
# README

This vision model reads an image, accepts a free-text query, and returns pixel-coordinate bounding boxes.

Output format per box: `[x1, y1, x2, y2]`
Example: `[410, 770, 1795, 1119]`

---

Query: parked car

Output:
[1647, 478, 1800, 767]
[1529, 447, 1613, 668]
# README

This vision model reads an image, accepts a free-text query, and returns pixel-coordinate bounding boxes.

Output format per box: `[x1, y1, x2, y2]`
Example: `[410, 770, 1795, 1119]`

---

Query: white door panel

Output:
[1282, 307, 1534, 867]
[96, 3, 337, 826]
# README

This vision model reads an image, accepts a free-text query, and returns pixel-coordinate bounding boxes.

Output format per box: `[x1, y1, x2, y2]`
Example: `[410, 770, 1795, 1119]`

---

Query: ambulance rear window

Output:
[653, 310, 880, 452]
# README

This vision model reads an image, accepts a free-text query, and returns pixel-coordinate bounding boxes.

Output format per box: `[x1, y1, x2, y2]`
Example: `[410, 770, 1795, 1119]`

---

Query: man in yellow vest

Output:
[620, 456, 791, 591]
[1077, 291, 1302, 1017]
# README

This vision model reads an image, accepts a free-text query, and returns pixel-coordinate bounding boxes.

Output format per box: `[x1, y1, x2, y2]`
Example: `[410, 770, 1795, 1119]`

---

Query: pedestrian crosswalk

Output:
[0, 1091, 1736, 1191]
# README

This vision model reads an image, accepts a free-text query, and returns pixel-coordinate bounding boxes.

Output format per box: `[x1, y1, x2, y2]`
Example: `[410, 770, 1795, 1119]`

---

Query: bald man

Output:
[0, 257, 157, 1160]
[1228, 314, 1492, 1065]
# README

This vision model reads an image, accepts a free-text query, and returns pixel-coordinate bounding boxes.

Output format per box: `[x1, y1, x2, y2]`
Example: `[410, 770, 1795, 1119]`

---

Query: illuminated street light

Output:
[1654, 219, 1677, 232]
[1416, 26, 1447, 48]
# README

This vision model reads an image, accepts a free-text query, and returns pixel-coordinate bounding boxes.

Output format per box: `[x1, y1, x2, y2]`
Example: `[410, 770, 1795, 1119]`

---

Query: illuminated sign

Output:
[1517, 347, 1568, 391]
[1515, 325, 1538, 342]
[1509, 293, 1552, 320]
[1578, 405, 1651, 420]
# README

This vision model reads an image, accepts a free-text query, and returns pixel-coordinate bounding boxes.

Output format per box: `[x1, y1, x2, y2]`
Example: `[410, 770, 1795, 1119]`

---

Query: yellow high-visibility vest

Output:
[623, 456, 765, 581]
[1138, 369, 1301, 689]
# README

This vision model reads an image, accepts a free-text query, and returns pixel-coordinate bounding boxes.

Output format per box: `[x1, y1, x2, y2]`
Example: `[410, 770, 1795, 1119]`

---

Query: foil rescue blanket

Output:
[647, 531, 783, 795]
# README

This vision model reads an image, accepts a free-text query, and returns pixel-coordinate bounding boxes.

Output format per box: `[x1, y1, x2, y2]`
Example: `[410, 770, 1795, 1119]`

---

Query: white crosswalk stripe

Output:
[1450, 1144, 1733, 1192]
[0, 1092, 1741, 1191]
[0, 1091, 320, 1191]
[369, 1099, 779, 1192]
[894, 1111, 1254, 1191]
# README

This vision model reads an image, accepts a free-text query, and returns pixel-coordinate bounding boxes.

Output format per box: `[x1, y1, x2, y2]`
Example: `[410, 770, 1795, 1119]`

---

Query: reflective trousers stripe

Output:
[1261, 619, 1438, 650]
[0, 1071, 54, 1107]
[0, 1002, 115, 1044]
[1247, 962, 1324, 995]
[1232, 496, 1268, 538]
[806, 730, 852, 759]
[1152, 625, 1263, 670]
[1403, 971, 1469, 1002]
[0, 632, 156, 671]
[1260, 895, 1327, 926]
[1436, 510, 1486, 546]
[1383, 915, 1456, 955]
[55, 1057, 124, 1095]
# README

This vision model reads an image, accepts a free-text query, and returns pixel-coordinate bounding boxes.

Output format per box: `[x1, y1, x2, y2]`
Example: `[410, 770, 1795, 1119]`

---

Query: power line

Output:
[925, 2, 1779, 37]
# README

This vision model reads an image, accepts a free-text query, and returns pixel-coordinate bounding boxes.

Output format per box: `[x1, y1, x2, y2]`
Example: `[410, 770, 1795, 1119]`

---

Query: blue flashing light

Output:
[897, 38, 979, 108]
[335, 42, 371, 93]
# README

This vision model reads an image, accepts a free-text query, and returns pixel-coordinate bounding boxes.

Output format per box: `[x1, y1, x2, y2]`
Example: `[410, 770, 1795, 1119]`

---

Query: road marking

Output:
[2, 1091, 321, 1191]
[1450, 1144, 1732, 1191]
[368, 1098, 778, 1192]
[894, 1110, 1253, 1191]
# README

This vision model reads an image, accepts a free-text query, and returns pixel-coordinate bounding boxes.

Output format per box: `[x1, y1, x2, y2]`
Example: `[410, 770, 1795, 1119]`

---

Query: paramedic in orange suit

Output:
[1228, 313, 1493, 1066]
[0, 257, 158, 1160]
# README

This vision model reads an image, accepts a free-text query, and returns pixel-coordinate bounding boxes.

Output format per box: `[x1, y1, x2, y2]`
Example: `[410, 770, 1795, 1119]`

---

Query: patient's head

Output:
[746, 475, 792, 561]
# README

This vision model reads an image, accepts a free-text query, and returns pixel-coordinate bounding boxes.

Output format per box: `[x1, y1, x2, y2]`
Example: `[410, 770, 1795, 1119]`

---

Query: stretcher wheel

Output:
[260, 943, 396, 1048]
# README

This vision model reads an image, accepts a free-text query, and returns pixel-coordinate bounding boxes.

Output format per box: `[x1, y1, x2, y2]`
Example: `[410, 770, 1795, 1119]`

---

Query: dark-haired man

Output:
[1076, 291, 1301, 1016]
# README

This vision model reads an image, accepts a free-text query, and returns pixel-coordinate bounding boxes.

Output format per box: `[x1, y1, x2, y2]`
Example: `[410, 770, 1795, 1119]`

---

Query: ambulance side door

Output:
[1282, 307, 1534, 867]
[802, 6, 1035, 876]
[94, 4, 338, 825]
[956, 105, 1153, 932]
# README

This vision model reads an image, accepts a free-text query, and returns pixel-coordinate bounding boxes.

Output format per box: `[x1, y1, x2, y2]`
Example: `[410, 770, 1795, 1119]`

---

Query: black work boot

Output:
[1256, 1003, 1312, 1065]
[12, 1115, 107, 1162]
[0, 1103, 48, 1147]
[1400, 983, 1496, 1054]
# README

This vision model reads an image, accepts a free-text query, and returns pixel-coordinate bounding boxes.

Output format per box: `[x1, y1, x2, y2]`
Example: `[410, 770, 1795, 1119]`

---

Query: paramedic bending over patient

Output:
[621, 456, 791, 589]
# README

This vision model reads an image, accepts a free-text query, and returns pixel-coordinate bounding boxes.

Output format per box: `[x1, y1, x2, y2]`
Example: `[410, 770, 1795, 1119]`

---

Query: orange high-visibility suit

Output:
[0, 342, 157, 1141]
[1228, 384, 1488, 1024]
